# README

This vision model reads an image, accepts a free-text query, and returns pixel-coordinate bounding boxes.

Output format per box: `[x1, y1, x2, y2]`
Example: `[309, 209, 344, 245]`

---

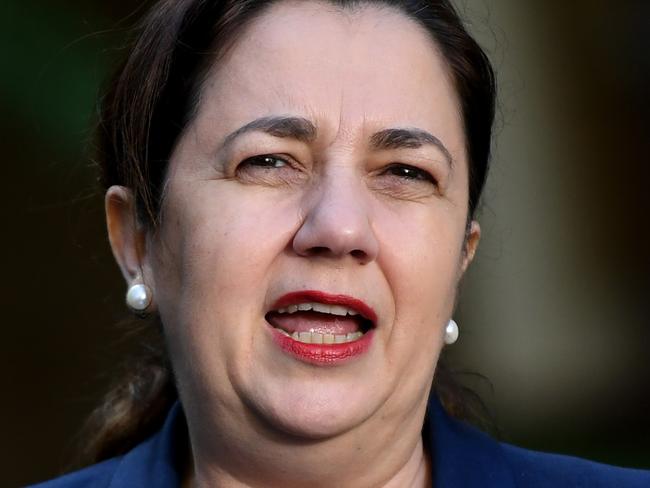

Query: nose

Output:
[292, 174, 379, 265]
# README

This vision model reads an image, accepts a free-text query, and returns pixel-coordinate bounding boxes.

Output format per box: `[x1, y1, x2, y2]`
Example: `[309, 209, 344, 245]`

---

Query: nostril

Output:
[350, 249, 367, 261]
[307, 246, 330, 256]
[301, 246, 368, 262]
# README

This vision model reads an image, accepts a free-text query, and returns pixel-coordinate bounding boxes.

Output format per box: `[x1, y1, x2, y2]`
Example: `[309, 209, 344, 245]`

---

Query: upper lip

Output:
[269, 290, 378, 325]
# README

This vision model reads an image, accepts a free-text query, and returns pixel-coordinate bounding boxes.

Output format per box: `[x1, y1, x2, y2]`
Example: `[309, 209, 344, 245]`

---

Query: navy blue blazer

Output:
[31, 399, 650, 487]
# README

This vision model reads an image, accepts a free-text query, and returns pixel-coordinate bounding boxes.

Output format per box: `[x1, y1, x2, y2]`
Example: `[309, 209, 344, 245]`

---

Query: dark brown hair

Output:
[81, 0, 496, 466]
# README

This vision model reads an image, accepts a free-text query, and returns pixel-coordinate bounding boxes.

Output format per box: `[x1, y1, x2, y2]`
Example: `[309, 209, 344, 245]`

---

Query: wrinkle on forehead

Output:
[189, 0, 465, 164]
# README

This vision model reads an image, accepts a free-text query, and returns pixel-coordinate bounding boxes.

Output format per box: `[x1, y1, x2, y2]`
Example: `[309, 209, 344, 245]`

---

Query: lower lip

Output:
[268, 325, 374, 365]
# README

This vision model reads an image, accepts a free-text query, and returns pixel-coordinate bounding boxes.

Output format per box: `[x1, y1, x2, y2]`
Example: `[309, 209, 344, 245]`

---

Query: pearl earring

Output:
[126, 283, 152, 314]
[444, 319, 459, 345]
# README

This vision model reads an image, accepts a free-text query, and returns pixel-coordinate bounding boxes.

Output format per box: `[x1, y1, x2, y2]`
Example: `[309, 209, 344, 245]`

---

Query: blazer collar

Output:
[427, 398, 516, 487]
[109, 398, 516, 487]
[108, 402, 185, 488]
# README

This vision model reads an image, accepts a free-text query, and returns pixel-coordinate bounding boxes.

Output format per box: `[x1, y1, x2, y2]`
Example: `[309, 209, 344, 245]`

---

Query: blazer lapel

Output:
[108, 403, 186, 488]
[427, 397, 516, 488]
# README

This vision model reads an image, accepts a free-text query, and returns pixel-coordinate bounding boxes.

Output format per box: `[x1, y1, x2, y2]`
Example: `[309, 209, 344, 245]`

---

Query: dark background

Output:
[2, 0, 649, 486]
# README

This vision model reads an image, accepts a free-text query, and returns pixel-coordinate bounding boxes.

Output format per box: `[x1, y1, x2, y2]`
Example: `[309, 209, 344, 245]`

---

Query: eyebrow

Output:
[370, 128, 453, 166]
[222, 116, 317, 149]
[221, 116, 452, 166]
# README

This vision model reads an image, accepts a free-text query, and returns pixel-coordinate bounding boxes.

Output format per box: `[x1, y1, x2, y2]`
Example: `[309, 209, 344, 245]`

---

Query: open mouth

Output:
[265, 292, 376, 345]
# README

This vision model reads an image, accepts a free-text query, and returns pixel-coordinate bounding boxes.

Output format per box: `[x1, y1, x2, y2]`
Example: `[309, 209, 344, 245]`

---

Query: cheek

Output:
[376, 203, 465, 339]
[150, 182, 305, 403]
[152, 182, 300, 329]
[369, 206, 465, 415]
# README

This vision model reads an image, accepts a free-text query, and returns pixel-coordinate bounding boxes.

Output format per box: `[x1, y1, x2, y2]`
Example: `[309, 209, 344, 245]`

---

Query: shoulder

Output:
[499, 442, 650, 488]
[427, 396, 650, 487]
[29, 402, 186, 488]
[28, 457, 122, 488]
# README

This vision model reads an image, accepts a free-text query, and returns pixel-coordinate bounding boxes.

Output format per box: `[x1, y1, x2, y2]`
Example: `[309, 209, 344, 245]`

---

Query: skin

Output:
[106, 1, 480, 487]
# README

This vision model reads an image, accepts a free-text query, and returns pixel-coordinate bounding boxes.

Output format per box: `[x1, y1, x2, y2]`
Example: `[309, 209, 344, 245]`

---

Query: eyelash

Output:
[382, 163, 436, 185]
[239, 154, 290, 169]
[237, 155, 436, 188]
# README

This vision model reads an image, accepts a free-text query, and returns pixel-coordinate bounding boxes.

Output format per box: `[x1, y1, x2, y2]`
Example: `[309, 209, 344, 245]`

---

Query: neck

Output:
[183, 395, 432, 488]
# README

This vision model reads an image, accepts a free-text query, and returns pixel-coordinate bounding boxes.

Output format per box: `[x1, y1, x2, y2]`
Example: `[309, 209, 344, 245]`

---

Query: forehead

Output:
[193, 0, 464, 153]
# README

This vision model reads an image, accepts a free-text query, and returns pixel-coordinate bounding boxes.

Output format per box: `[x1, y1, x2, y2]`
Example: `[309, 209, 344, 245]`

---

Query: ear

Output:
[105, 186, 149, 284]
[460, 220, 481, 275]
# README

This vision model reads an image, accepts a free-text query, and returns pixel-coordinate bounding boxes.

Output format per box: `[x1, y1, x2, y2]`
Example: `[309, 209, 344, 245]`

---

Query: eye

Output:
[235, 153, 307, 187]
[240, 155, 289, 169]
[383, 163, 436, 184]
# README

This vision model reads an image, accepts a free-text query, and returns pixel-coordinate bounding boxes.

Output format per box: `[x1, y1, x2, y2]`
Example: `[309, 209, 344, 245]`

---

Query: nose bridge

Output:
[317, 165, 365, 226]
[292, 163, 379, 263]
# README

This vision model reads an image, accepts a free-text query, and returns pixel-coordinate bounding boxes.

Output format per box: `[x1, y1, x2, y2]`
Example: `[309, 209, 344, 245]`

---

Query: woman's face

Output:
[145, 1, 478, 441]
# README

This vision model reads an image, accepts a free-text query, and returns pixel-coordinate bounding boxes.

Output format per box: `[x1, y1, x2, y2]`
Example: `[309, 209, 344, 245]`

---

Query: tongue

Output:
[267, 311, 362, 335]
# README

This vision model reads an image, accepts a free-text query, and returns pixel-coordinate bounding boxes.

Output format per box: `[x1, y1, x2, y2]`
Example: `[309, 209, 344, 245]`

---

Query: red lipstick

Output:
[267, 290, 376, 365]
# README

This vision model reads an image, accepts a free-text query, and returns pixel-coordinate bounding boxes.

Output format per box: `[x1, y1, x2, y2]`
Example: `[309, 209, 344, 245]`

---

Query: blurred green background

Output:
[2, 0, 648, 485]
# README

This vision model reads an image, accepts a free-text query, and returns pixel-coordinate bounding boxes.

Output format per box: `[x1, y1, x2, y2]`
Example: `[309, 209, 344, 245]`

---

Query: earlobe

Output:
[105, 186, 149, 283]
[461, 220, 481, 274]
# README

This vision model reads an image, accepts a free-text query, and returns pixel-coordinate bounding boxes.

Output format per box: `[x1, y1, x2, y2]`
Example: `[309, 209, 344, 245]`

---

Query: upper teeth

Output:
[276, 302, 359, 317]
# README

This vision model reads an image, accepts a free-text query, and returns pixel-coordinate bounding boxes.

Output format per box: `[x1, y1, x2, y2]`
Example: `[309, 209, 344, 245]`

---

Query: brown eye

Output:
[384, 164, 436, 184]
[235, 153, 307, 187]
[241, 155, 289, 169]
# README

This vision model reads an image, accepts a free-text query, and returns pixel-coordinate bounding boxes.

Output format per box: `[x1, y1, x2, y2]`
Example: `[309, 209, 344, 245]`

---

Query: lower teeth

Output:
[276, 329, 363, 344]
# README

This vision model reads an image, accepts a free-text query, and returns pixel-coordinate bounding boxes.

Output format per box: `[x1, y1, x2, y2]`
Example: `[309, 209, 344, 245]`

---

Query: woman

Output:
[33, 0, 650, 486]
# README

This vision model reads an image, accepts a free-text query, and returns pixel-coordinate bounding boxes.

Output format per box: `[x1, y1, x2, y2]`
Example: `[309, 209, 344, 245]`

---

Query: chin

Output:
[261, 405, 371, 440]
[246, 380, 383, 440]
